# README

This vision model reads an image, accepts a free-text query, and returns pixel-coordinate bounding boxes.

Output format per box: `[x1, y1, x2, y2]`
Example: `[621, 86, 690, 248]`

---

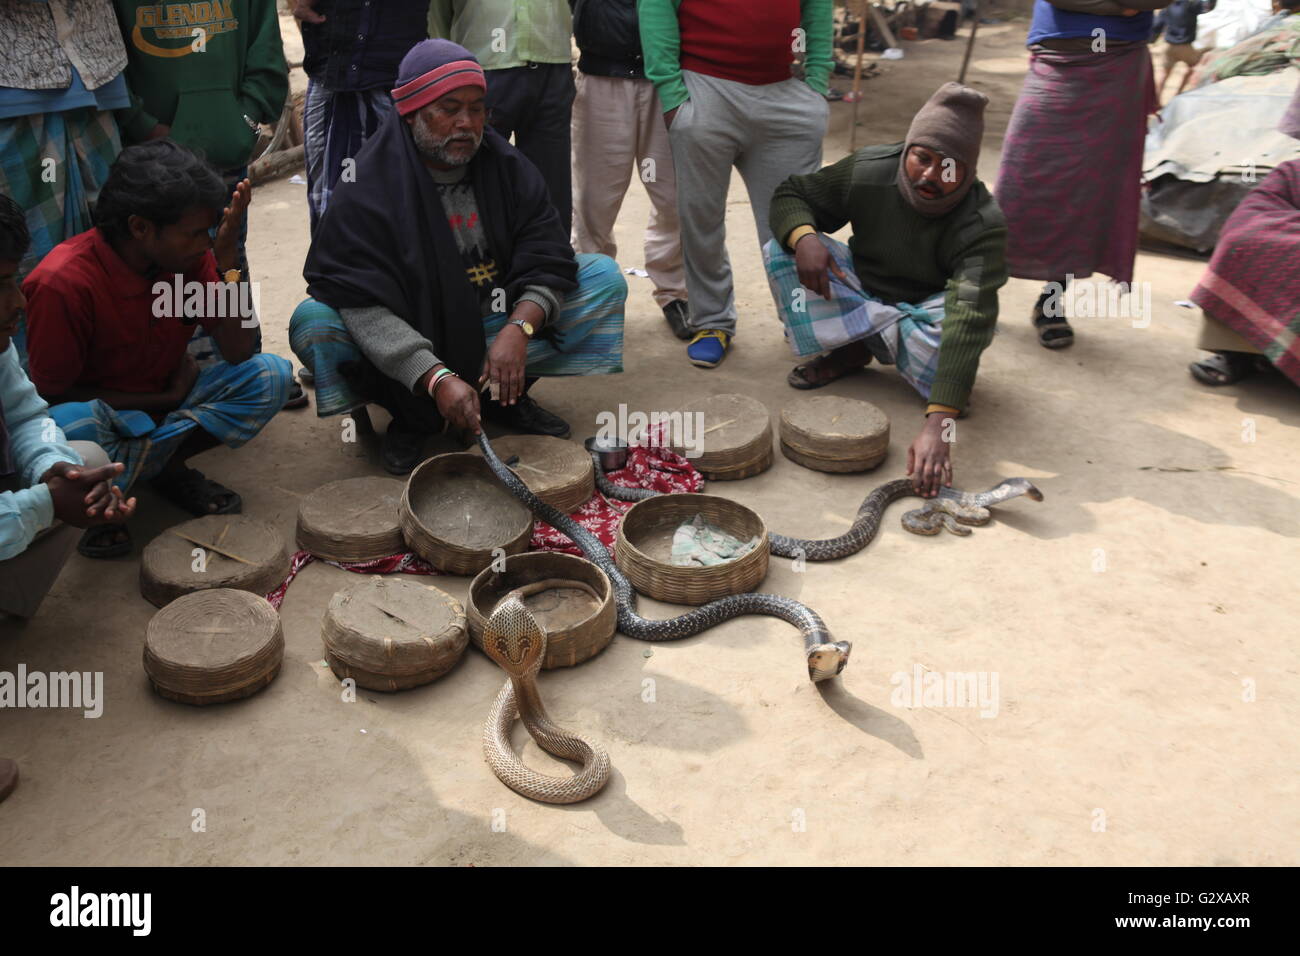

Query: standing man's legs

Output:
[667, 71, 746, 338]
[486, 64, 576, 233]
[571, 73, 637, 259]
[734, 78, 827, 246]
[633, 78, 688, 311]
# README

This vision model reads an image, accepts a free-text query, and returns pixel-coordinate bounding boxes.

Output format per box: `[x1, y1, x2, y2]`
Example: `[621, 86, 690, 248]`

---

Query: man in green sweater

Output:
[765, 83, 1007, 497]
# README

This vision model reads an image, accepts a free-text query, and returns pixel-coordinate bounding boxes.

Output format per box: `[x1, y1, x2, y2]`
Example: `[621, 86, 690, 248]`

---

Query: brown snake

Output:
[481, 587, 611, 804]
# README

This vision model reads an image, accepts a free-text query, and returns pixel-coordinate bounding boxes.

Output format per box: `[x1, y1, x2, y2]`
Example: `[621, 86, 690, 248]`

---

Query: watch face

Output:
[223, 269, 241, 283]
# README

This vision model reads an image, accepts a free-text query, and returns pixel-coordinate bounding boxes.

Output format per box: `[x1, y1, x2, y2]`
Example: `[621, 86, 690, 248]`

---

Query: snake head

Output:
[996, 478, 1044, 503]
[483, 593, 547, 677]
[807, 641, 851, 682]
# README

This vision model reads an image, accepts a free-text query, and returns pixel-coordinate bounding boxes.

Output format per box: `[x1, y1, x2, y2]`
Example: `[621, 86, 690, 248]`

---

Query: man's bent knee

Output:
[66, 441, 110, 470]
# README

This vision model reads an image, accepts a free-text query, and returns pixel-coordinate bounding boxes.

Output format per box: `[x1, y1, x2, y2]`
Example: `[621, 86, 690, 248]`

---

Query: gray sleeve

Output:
[518, 285, 562, 325]
[338, 304, 441, 393]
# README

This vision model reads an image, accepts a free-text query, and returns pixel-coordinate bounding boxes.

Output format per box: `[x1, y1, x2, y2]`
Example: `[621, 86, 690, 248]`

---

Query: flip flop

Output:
[151, 467, 242, 516]
[1189, 351, 1256, 387]
[76, 524, 133, 559]
[1034, 314, 1074, 349]
[787, 352, 871, 390]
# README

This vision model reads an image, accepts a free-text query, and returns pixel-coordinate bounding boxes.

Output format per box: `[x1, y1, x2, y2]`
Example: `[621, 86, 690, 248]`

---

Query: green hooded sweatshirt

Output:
[113, 0, 289, 171]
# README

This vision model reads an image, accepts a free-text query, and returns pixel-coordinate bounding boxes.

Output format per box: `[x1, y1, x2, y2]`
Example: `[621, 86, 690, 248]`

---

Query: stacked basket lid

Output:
[321, 577, 468, 691]
[296, 476, 406, 562]
[399, 452, 533, 575]
[671, 392, 774, 480]
[140, 515, 288, 608]
[143, 588, 284, 705]
[779, 395, 890, 473]
[469, 435, 594, 513]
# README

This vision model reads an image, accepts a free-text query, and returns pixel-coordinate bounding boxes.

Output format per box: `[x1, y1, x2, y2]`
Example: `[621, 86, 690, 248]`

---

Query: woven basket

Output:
[398, 452, 533, 575]
[469, 435, 594, 513]
[296, 476, 406, 562]
[143, 589, 284, 705]
[779, 395, 890, 472]
[671, 392, 773, 481]
[467, 552, 616, 669]
[140, 515, 288, 608]
[615, 493, 768, 605]
[321, 577, 468, 691]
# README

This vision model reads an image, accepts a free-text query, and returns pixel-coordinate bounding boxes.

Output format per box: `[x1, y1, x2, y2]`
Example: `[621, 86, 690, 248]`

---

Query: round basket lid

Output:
[296, 476, 405, 562]
[469, 435, 594, 513]
[140, 515, 287, 608]
[323, 577, 467, 677]
[780, 395, 890, 460]
[144, 588, 283, 703]
[671, 393, 772, 470]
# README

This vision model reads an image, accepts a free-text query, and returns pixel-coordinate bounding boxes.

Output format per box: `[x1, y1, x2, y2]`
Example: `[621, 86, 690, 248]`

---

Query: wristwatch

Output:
[509, 318, 535, 338]
[222, 267, 243, 283]
[242, 113, 261, 133]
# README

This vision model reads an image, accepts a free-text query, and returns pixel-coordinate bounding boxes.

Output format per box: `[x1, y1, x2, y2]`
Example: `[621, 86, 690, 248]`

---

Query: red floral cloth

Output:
[265, 438, 702, 608]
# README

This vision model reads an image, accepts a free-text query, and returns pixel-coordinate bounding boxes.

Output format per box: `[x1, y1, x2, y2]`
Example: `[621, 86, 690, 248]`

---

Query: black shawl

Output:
[303, 111, 577, 383]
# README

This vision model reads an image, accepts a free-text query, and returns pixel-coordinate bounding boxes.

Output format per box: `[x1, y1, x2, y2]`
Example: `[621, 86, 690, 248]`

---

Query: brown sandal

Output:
[787, 349, 872, 390]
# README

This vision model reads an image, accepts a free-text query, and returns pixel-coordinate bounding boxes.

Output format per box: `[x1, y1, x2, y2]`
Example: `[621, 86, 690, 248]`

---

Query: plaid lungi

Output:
[763, 235, 944, 400]
[304, 83, 394, 234]
[0, 107, 120, 359]
[47, 354, 292, 489]
[291, 253, 627, 417]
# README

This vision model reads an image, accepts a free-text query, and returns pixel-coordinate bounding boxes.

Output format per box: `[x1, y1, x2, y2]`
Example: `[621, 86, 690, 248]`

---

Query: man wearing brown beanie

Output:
[764, 82, 1008, 497]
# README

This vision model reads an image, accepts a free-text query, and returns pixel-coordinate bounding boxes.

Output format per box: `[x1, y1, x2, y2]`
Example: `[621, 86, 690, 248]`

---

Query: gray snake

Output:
[478, 434, 851, 682]
[478, 434, 1042, 681]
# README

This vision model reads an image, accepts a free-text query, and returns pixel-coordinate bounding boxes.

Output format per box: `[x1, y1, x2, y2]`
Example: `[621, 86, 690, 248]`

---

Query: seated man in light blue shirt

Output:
[0, 193, 136, 620]
[1, 192, 135, 803]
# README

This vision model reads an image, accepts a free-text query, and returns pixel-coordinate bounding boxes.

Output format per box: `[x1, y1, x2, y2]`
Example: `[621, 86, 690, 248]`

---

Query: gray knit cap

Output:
[897, 82, 989, 217]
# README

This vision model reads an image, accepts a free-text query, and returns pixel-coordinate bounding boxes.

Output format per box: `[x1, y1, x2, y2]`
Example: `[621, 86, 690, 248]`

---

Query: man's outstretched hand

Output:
[42, 461, 138, 528]
[907, 413, 955, 498]
[794, 232, 849, 301]
[214, 179, 252, 273]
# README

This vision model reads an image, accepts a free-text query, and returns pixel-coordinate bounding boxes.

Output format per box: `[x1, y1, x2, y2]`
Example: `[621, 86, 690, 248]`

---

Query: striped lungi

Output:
[291, 252, 627, 417]
[763, 235, 944, 400]
[48, 354, 292, 489]
[993, 42, 1157, 285]
[0, 107, 120, 358]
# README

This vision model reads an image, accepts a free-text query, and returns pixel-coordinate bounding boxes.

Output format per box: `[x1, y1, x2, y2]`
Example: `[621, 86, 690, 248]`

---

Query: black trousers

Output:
[485, 63, 576, 234]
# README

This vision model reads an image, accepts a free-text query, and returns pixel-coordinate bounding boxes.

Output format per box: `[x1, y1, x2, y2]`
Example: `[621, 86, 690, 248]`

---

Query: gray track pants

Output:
[667, 70, 828, 336]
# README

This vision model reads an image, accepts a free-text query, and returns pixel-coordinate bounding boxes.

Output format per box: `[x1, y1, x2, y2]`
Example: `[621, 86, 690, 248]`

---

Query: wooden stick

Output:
[703, 418, 738, 436]
[214, 522, 230, 547]
[958, 2, 981, 85]
[171, 531, 255, 565]
[850, 1, 868, 150]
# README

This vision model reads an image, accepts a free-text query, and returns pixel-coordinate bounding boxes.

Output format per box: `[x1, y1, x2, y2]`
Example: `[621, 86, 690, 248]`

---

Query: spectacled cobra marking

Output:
[482, 592, 611, 804]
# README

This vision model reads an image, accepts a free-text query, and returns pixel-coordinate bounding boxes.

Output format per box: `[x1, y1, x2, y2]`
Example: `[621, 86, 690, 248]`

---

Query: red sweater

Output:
[677, 0, 803, 87]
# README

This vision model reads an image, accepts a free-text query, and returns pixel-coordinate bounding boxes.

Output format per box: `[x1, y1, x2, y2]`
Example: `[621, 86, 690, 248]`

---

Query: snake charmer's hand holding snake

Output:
[908, 411, 955, 498]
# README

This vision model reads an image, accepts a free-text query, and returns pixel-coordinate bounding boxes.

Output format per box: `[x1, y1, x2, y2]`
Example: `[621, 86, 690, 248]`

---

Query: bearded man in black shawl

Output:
[293, 39, 626, 474]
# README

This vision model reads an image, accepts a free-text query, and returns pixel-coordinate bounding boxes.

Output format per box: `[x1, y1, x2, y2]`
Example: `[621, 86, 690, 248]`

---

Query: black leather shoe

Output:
[381, 422, 427, 475]
[662, 299, 692, 340]
[482, 395, 571, 438]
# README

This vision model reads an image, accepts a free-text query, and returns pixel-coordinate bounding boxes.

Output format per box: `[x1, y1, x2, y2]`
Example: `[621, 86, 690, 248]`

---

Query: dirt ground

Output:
[3, 21, 1297, 867]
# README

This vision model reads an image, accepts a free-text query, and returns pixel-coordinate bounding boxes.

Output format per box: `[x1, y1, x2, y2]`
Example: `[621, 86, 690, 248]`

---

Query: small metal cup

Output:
[584, 436, 629, 472]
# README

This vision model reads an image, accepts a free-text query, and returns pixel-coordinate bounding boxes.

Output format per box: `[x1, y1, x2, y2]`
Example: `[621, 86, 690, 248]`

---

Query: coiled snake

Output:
[482, 591, 611, 804]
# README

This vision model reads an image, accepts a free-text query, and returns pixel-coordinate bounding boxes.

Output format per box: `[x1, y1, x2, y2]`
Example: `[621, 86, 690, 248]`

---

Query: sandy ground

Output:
[2, 22, 1298, 867]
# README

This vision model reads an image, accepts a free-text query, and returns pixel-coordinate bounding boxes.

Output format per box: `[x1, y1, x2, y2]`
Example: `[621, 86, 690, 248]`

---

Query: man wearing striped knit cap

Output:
[763, 83, 1008, 498]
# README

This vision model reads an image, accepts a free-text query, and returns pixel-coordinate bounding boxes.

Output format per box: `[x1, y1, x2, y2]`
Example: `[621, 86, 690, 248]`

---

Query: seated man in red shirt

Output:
[22, 141, 292, 557]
